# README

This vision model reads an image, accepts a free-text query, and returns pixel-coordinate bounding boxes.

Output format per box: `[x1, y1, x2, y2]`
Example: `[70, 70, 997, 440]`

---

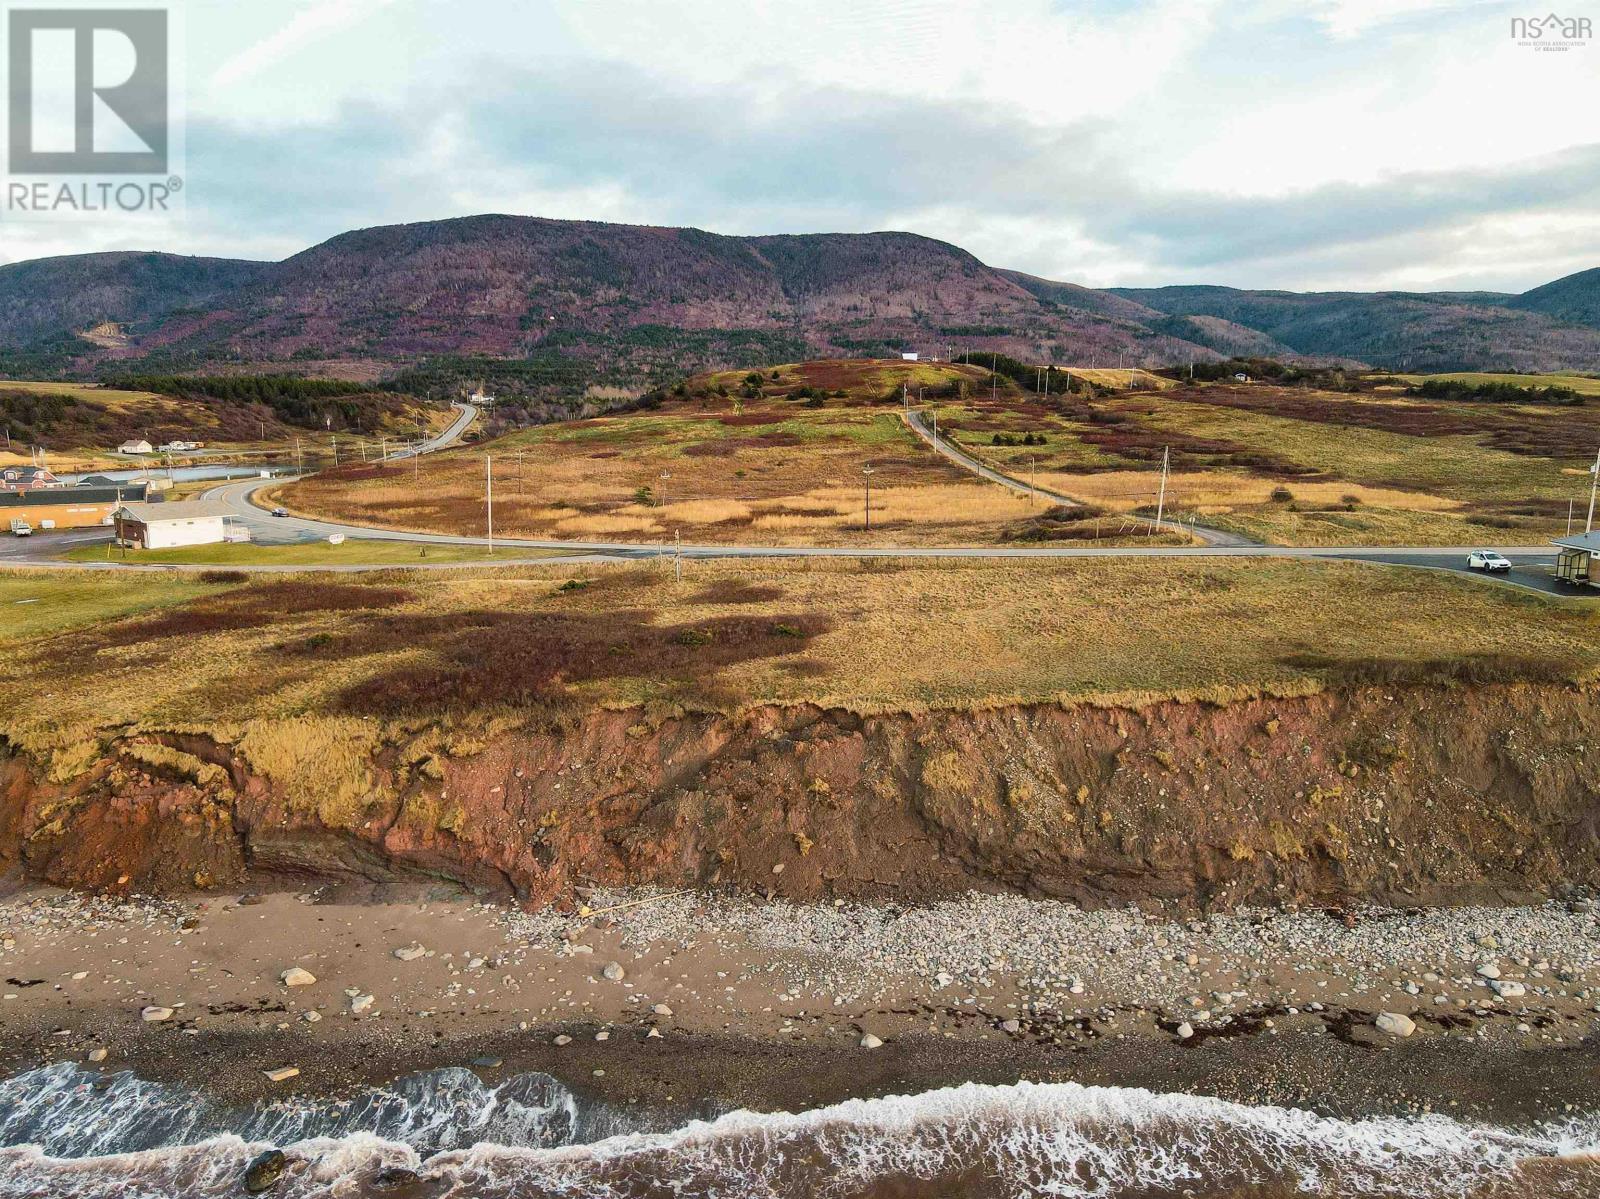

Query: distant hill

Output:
[0, 251, 264, 352]
[1508, 266, 1600, 329]
[1109, 283, 1600, 373]
[0, 216, 1596, 384]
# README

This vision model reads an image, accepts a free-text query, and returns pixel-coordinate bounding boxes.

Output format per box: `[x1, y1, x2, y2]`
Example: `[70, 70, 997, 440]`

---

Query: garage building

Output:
[114, 499, 238, 549]
[2, 484, 148, 530]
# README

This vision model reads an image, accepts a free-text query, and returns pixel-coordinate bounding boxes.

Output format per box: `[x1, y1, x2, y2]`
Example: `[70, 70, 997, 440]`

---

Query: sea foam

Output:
[2, 1065, 1596, 1198]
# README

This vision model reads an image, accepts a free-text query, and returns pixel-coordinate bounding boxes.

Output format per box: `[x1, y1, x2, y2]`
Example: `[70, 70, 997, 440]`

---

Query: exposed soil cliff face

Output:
[3, 683, 1598, 911]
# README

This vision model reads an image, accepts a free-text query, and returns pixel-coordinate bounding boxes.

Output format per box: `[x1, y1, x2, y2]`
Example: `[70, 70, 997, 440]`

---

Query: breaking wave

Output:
[1, 1064, 1596, 1198]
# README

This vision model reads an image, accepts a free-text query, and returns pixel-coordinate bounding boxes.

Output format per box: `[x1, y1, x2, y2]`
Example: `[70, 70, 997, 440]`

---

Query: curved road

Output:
[901, 409, 1256, 548]
[0, 396, 1583, 595]
[392, 401, 478, 458]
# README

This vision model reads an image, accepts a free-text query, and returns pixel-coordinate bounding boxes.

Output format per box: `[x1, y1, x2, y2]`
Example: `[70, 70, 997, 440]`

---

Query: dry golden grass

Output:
[938, 376, 1592, 546]
[1038, 470, 1457, 515]
[1061, 368, 1178, 391]
[2, 558, 1596, 787]
[121, 742, 229, 788]
[282, 389, 1068, 547]
[1392, 372, 1600, 396]
[0, 380, 170, 411]
[0, 449, 121, 471]
[237, 716, 387, 827]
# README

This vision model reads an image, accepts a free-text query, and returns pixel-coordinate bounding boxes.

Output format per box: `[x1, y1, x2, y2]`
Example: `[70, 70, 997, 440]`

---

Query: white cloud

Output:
[4, 0, 1595, 294]
[1307, 0, 1502, 40]
[208, 0, 402, 90]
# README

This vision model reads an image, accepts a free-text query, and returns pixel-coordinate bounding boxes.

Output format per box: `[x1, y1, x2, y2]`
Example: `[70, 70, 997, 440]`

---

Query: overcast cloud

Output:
[1, 0, 1595, 291]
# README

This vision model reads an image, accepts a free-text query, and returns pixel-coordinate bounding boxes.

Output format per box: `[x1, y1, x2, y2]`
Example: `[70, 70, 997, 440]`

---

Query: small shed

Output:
[119, 439, 154, 455]
[114, 499, 234, 549]
[900, 352, 920, 362]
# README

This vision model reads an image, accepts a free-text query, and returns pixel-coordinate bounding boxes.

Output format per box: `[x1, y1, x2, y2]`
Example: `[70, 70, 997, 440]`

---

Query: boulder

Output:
[243, 1149, 287, 1193]
[1375, 1012, 1416, 1038]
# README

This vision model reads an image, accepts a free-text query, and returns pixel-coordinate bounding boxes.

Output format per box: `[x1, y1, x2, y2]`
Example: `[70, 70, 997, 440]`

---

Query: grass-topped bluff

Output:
[3, 558, 1599, 906]
[3, 556, 1596, 755]
[277, 359, 1600, 548]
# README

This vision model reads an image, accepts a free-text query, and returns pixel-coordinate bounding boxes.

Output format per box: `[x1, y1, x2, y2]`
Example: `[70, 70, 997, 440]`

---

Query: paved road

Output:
[2, 397, 1592, 596]
[901, 409, 1256, 548]
[391, 401, 477, 458]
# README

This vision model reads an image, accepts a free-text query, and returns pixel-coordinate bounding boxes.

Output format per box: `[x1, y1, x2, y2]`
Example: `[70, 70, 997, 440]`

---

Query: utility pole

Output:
[331, 434, 338, 467]
[863, 465, 875, 531]
[295, 436, 303, 476]
[1155, 446, 1170, 532]
[1567, 499, 1575, 535]
[486, 454, 494, 553]
[1587, 447, 1600, 534]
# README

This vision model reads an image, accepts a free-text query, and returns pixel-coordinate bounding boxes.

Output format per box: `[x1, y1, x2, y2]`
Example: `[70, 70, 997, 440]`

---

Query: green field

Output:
[1390, 372, 1600, 395]
[0, 571, 227, 642]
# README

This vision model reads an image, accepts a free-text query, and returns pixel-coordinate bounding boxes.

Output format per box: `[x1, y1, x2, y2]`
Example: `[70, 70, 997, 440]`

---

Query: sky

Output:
[2, 0, 1598, 291]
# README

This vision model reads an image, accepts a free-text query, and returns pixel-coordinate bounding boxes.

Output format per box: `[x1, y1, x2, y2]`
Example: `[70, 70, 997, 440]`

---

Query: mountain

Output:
[1108, 283, 1600, 373]
[1507, 267, 1600, 329]
[0, 251, 264, 350]
[130, 216, 1210, 380]
[1, 216, 1598, 385]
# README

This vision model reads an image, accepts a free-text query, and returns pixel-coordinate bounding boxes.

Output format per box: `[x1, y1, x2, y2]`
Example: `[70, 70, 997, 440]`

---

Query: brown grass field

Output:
[937, 378, 1600, 546]
[2, 558, 1597, 771]
[281, 361, 1191, 547]
[279, 357, 1600, 548]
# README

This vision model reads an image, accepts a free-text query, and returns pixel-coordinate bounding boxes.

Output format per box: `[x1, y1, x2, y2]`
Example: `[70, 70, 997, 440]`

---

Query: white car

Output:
[1467, 550, 1511, 573]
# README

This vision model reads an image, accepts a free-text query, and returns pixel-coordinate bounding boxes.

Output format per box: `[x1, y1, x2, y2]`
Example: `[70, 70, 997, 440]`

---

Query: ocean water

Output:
[1, 1063, 1596, 1198]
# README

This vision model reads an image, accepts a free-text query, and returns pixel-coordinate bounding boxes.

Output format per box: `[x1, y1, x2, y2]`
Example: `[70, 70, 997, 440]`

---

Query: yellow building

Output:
[0, 484, 149, 530]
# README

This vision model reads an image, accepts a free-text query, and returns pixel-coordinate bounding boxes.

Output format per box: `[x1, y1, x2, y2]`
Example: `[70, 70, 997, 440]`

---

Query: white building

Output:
[118, 439, 154, 455]
[113, 499, 235, 549]
[900, 351, 920, 362]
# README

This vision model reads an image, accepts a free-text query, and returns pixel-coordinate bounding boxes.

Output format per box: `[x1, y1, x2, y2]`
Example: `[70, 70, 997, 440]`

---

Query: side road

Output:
[0, 399, 1581, 595]
[900, 409, 1257, 548]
